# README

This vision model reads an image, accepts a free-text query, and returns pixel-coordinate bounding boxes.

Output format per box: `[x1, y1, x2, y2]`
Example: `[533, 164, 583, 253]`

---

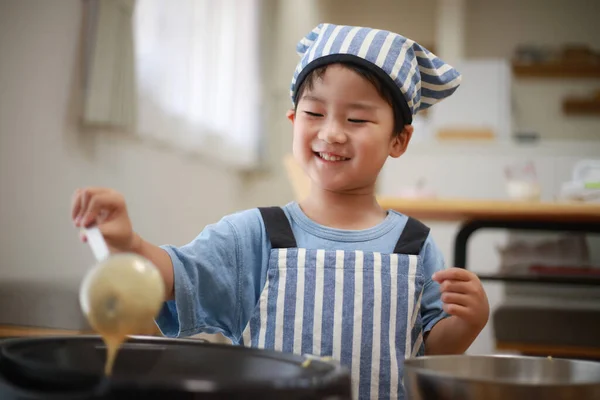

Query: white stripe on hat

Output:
[339, 26, 360, 54]
[292, 248, 306, 354]
[413, 49, 432, 58]
[370, 252, 383, 399]
[401, 56, 419, 109]
[375, 32, 395, 66]
[273, 249, 287, 351]
[419, 62, 453, 77]
[307, 24, 331, 65]
[332, 250, 345, 360]
[323, 25, 344, 56]
[357, 28, 379, 58]
[413, 57, 423, 110]
[297, 24, 324, 56]
[351, 250, 364, 398]
[312, 249, 325, 355]
[389, 254, 399, 400]
[389, 39, 414, 81]
[421, 74, 462, 91]
[420, 95, 442, 107]
[290, 65, 302, 93]
[298, 36, 313, 48]
[405, 255, 418, 359]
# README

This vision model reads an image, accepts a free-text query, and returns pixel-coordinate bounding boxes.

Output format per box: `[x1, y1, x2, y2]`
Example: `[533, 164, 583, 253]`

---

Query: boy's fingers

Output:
[76, 190, 89, 225]
[81, 193, 114, 228]
[439, 280, 473, 294]
[432, 268, 474, 283]
[75, 188, 113, 225]
[441, 292, 471, 307]
[442, 303, 470, 319]
[71, 189, 83, 221]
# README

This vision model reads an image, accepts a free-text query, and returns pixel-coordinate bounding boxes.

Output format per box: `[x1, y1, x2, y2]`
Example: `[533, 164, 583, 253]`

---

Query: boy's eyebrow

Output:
[301, 95, 379, 111]
[347, 102, 378, 111]
[301, 95, 325, 103]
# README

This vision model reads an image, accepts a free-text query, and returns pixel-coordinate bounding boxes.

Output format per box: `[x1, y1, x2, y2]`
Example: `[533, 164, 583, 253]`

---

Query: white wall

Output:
[317, 0, 437, 46]
[466, 0, 600, 140]
[0, 0, 244, 330]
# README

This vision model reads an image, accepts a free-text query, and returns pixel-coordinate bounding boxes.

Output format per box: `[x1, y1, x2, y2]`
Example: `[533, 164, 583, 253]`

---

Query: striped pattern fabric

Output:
[241, 248, 425, 400]
[290, 23, 462, 118]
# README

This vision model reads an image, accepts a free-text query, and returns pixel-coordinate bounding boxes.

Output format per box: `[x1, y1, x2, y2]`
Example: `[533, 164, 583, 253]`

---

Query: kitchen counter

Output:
[378, 197, 600, 222]
[0, 324, 161, 338]
[0, 324, 93, 338]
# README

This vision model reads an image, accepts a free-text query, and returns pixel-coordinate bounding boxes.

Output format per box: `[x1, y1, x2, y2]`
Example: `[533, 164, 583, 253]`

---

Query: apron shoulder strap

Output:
[393, 217, 431, 255]
[258, 207, 298, 249]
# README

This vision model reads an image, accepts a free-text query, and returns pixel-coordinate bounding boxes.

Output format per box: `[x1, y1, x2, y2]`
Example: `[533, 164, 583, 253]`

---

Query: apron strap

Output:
[393, 217, 431, 255]
[258, 207, 298, 249]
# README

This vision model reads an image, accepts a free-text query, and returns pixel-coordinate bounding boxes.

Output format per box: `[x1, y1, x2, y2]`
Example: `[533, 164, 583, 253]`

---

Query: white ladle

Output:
[79, 227, 165, 375]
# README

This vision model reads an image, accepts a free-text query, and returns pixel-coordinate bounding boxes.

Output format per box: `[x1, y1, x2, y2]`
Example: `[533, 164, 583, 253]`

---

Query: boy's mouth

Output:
[315, 152, 350, 162]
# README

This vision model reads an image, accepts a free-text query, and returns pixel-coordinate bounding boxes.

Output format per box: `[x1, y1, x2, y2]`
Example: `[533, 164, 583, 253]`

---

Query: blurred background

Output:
[0, 0, 599, 358]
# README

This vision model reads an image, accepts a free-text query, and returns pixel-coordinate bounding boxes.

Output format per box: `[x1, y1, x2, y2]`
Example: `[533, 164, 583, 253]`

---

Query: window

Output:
[82, 0, 264, 169]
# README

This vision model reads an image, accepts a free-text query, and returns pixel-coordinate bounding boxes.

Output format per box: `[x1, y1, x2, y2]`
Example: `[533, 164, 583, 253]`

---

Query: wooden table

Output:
[378, 197, 600, 280]
[379, 197, 600, 359]
[378, 197, 600, 223]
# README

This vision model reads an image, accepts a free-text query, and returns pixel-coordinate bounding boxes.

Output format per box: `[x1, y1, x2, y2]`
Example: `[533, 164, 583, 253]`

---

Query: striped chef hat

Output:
[290, 23, 462, 125]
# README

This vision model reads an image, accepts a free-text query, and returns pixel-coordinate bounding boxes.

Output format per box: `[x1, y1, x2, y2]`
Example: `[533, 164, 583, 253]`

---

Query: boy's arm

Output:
[418, 236, 489, 355]
[154, 209, 269, 340]
[131, 234, 175, 300]
[424, 315, 482, 355]
[424, 268, 489, 355]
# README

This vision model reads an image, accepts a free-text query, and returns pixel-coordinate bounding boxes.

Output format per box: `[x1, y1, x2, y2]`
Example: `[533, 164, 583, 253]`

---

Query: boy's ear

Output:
[286, 109, 296, 123]
[389, 125, 413, 158]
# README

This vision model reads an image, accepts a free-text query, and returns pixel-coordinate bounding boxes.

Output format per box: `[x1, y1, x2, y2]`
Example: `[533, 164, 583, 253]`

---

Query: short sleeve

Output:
[154, 209, 271, 342]
[419, 236, 450, 333]
[155, 217, 241, 339]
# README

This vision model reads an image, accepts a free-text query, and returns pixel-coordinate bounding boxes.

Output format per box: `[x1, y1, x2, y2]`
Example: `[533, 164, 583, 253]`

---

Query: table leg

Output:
[453, 220, 600, 269]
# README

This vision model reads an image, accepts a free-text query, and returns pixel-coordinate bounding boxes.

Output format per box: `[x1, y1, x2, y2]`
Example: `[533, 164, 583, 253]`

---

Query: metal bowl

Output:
[403, 354, 600, 400]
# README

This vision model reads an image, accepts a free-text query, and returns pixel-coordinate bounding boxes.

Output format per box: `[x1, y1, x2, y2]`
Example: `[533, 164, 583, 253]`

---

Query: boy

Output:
[71, 23, 489, 399]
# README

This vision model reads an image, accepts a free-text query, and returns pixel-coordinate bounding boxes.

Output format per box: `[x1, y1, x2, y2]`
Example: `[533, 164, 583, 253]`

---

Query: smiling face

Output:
[288, 63, 412, 195]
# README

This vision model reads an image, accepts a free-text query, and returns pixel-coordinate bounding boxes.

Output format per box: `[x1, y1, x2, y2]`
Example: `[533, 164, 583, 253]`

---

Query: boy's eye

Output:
[304, 111, 323, 117]
[348, 119, 369, 124]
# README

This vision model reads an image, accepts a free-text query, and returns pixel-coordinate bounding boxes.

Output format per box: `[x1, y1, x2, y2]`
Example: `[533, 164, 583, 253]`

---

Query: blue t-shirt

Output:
[155, 202, 448, 343]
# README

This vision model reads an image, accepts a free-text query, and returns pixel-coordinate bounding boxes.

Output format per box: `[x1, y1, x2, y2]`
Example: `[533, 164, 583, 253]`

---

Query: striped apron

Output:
[241, 207, 430, 400]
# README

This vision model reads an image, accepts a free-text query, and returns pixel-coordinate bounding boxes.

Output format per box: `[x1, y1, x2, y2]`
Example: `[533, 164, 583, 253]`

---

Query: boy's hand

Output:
[71, 187, 139, 253]
[432, 268, 489, 330]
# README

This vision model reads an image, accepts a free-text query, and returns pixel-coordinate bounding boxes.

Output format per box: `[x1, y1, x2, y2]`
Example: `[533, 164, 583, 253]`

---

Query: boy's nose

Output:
[318, 122, 347, 144]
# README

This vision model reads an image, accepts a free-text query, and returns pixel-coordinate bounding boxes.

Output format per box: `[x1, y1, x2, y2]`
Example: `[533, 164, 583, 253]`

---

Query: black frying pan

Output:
[0, 335, 351, 399]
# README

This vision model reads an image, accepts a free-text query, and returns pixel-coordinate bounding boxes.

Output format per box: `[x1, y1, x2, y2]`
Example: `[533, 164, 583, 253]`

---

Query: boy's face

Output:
[288, 64, 411, 195]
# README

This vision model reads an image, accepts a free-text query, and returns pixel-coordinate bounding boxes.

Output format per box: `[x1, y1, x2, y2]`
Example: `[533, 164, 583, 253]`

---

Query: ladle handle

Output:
[83, 227, 110, 262]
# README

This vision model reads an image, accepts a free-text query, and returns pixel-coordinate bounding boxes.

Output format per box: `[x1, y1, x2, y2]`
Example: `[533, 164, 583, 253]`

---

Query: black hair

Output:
[294, 61, 409, 136]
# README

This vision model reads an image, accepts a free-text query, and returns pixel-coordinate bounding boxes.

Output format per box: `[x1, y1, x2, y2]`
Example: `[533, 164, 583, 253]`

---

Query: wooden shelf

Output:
[512, 62, 600, 78]
[563, 97, 600, 115]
